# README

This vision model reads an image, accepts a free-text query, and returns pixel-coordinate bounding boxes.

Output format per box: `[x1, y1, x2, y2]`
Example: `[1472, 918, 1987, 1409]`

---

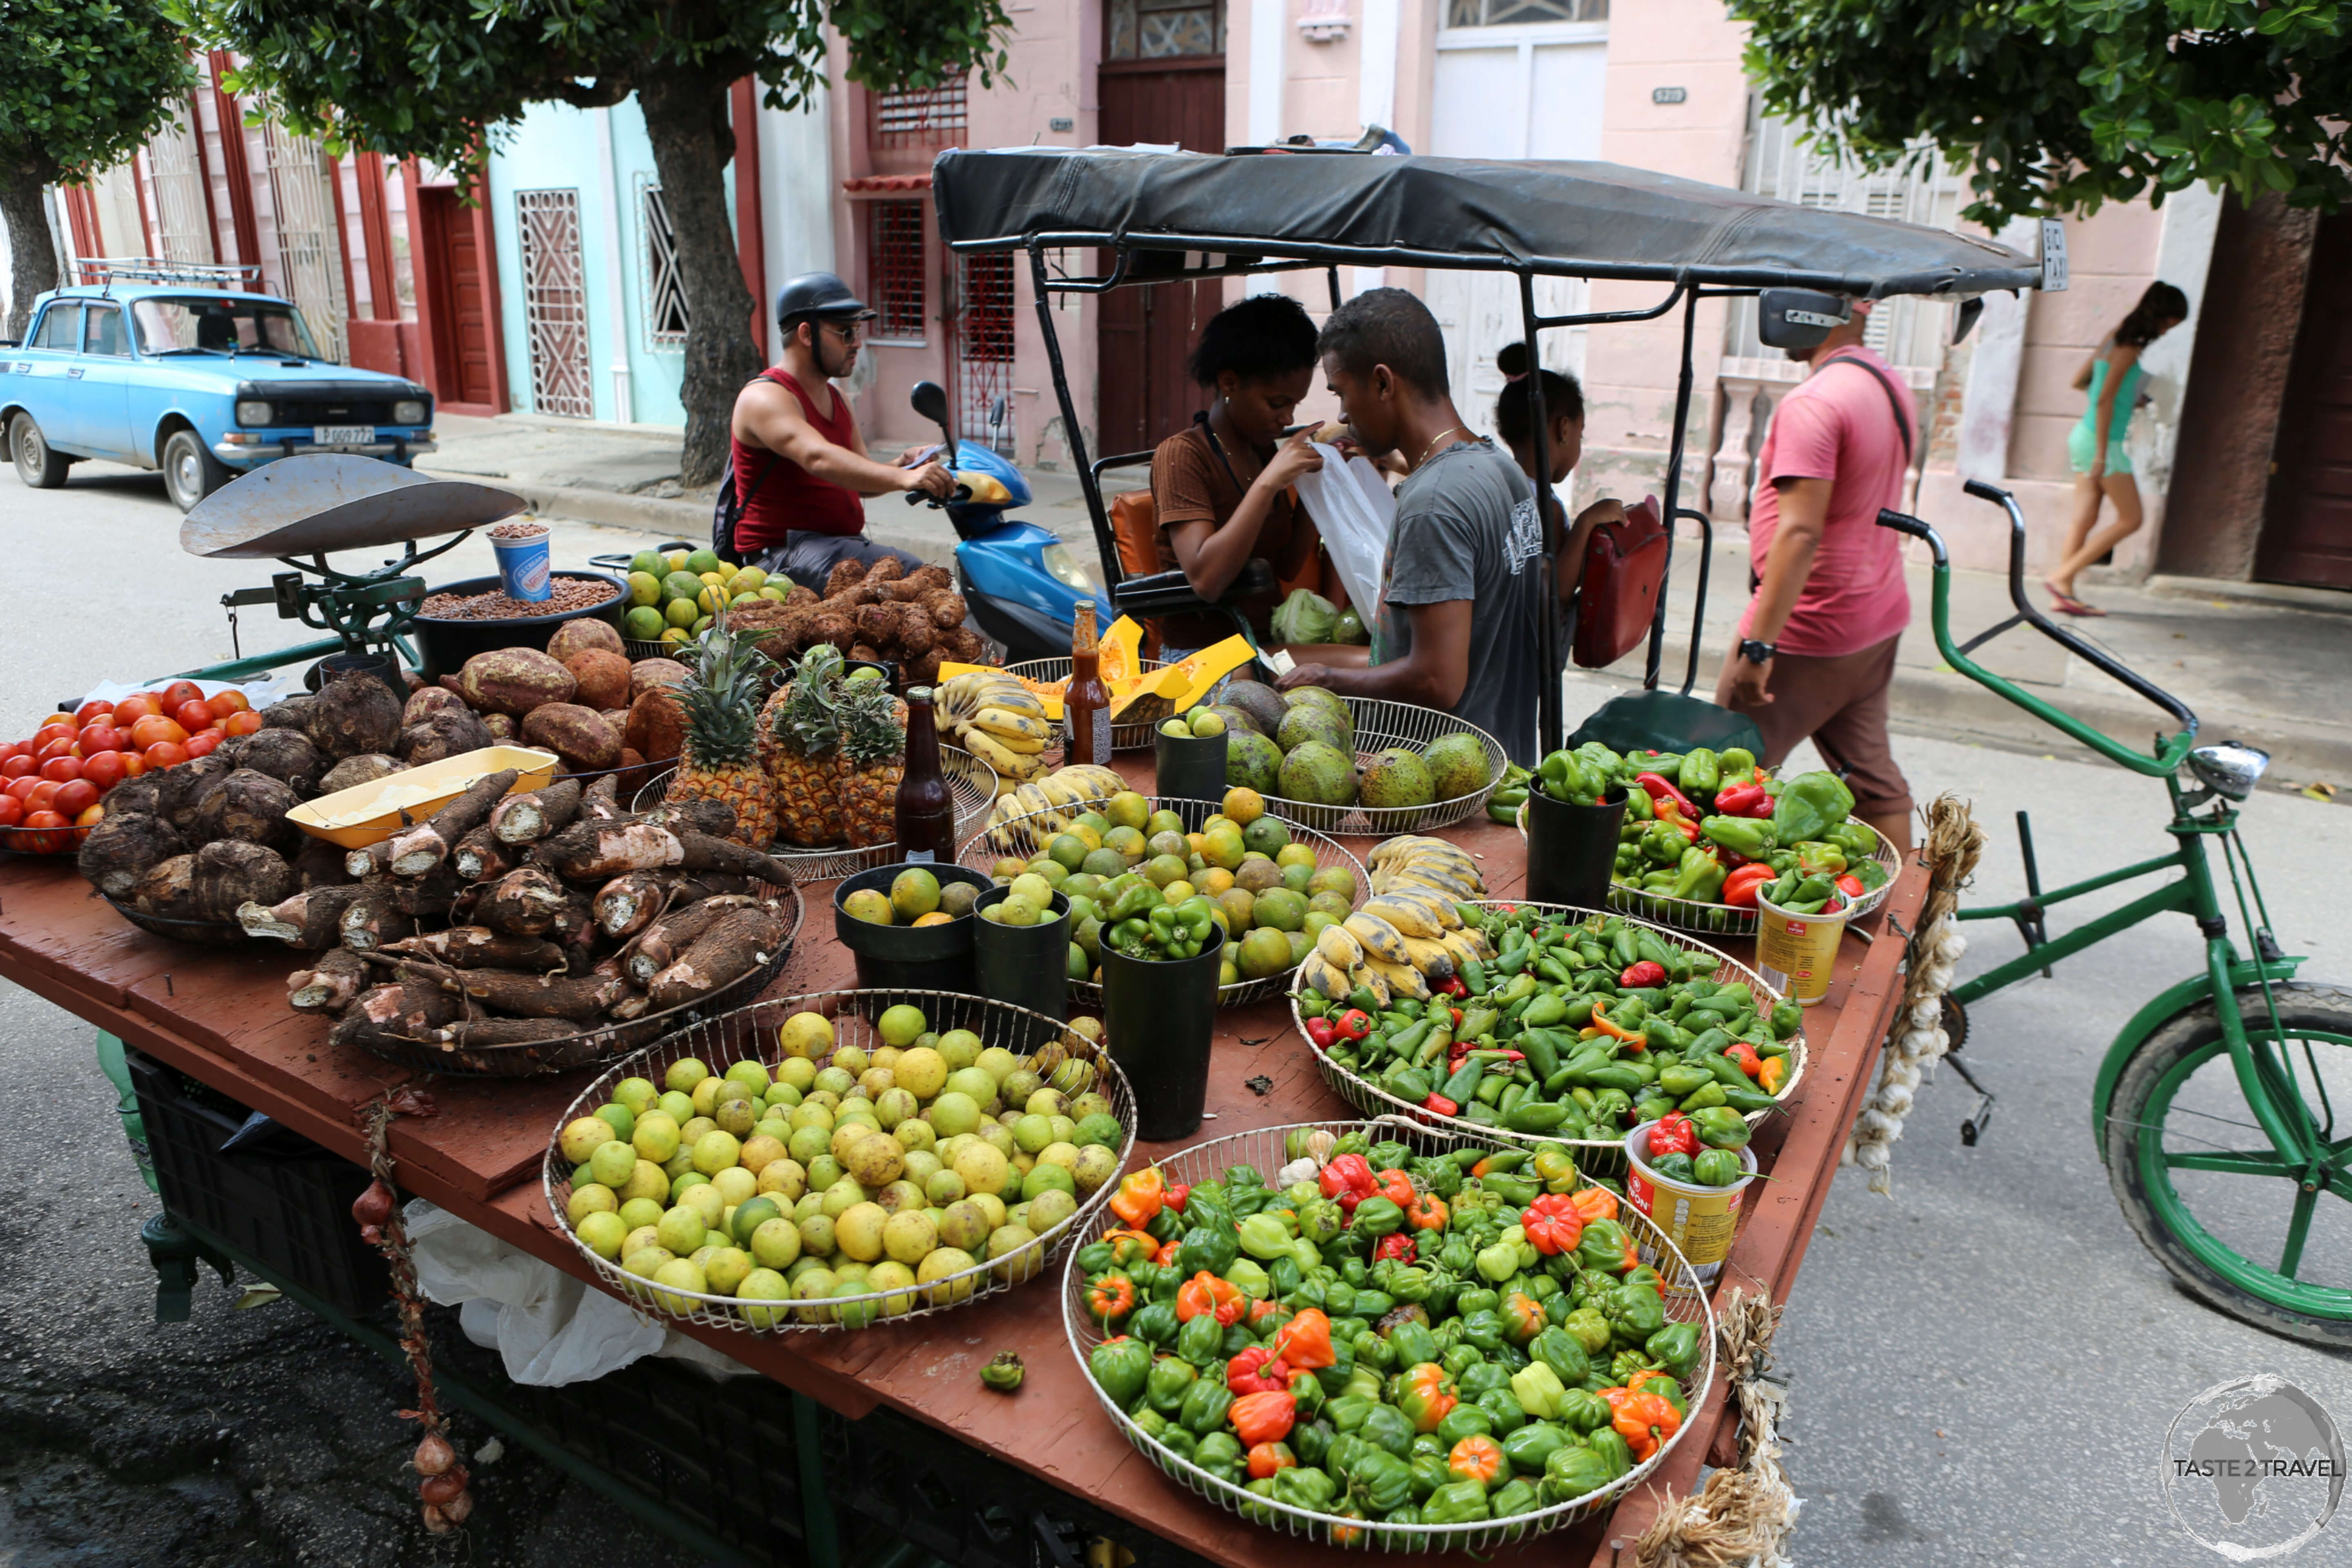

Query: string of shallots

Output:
[1840, 793, 1985, 1193]
[1634, 1290, 1797, 1568]
[352, 1085, 473, 1533]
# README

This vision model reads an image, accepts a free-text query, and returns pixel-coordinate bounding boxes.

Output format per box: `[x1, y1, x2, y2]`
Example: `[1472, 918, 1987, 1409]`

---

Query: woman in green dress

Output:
[2045, 281, 2188, 616]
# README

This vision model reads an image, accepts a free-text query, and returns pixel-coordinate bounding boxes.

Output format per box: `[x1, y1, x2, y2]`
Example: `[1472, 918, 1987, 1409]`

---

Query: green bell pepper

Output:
[1538, 1443, 1616, 1504]
[1556, 1386, 1613, 1432]
[1575, 1219, 1634, 1275]
[1508, 1362, 1565, 1420]
[1651, 1151, 1697, 1184]
[1146, 1355, 1198, 1414]
[1459, 1309, 1508, 1354]
[1272, 1465, 1337, 1511]
[1174, 1225, 1237, 1278]
[1326, 1392, 1376, 1434]
[1458, 1362, 1513, 1401]
[1090, 1337, 1153, 1409]
[1587, 1426, 1635, 1479]
[1348, 1449, 1416, 1516]
[1672, 845, 1726, 902]
[1360, 1402, 1416, 1459]
[1699, 813, 1773, 860]
[1291, 1419, 1336, 1469]
[1157, 1427, 1198, 1462]
[1501, 1422, 1572, 1476]
[1178, 1379, 1234, 1435]
[1490, 1477, 1539, 1517]
[1409, 1451, 1452, 1502]
[1387, 1318, 1439, 1369]
[1604, 1283, 1666, 1339]
[1693, 1147, 1744, 1186]
[1474, 1387, 1527, 1434]
[1679, 747, 1720, 800]
[1690, 1106, 1753, 1149]
[1434, 1405, 1492, 1448]
[1530, 1325, 1591, 1388]
[1770, 770, 1855, 846]
[1611, 1348, 1660, 1385]
[1645, 1321, 1702, 1380]
[1351, 1196, 1405, 1236]
[1176, 1310, 1223, 1368]
[1421, 1479, 1492, 1524]
[1236, 1213, 1292, 1260]
[1129, 1301, 1180, 1348]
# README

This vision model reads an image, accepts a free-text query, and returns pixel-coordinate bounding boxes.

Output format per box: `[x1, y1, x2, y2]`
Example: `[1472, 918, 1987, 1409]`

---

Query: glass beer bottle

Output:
[893, 687, 958, 862]
[1066, 600, 1112, 767]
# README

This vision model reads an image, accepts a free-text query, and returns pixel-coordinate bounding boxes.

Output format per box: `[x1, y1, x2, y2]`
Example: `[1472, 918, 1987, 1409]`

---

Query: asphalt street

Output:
[1, 459, 2347, 1566]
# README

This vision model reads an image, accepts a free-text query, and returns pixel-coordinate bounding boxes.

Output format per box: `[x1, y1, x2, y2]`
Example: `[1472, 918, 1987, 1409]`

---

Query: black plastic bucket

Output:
[1101, 935, 1225, 1141]
[973, 886, 1071, 1046]
[410, 571, 628, 680]
[1154, 728, 1228, 804]
[1524, 785, 1627, 910]
[831, 862, 994, 1001]
[306, 649, 408, 704]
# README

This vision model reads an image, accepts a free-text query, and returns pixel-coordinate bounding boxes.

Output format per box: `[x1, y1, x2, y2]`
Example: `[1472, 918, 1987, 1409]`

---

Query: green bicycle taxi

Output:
[1881, 481, 2349, 1346]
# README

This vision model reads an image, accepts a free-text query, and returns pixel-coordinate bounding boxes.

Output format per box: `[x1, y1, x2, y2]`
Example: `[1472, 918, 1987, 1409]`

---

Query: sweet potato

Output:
[624, 687, 686, 767]
[397, 708, 494, 766]
[490, 777, 582, 844]
[189, 768, 301, 854]
[566, 649, 632, 711]
[521, 704, 621, 774]
[402, 686, 470, 727]
[450, 824, 513, 883]
[381, 926, 567, 971]
[316, 754, 405, 796]
[547, 618, 625, 664]
[629, 658, 690, 701]
[613, 747, 652, 801]
[238, 883, 369, 947]
[192, 840, 295, 921]
[305, 670, 405, 760]
[458, 648, 575, 716]
[474, 868, 572, 936]
[338, 891, 417, 952]
[386, 767, 519, 876]
[78, 811, 186, 899]
[646, 906, 783, 1011]
[481, 711, 519, 742]
[286, 948, 369, 1014]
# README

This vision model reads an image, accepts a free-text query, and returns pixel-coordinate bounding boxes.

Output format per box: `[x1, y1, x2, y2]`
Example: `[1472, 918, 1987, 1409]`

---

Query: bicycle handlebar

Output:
[1876, 481, 2199, 778]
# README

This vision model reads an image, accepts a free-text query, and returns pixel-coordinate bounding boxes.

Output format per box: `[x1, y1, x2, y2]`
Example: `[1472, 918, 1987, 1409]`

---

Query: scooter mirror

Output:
[989, 395, 1007, 431]
[910, 380, 955, 452]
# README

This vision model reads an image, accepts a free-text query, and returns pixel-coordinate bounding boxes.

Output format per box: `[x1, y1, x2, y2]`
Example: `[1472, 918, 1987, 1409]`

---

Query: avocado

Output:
[1220, 679, 1289, 737]
[1421, 731, 1493, 802]
[1358, 747, 1436, 811]
[1277, 740, 1358, 807]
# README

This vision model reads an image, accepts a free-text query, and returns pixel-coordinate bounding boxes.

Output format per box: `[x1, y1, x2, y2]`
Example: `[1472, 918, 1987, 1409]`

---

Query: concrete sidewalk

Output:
[421, 412, 2352, 791]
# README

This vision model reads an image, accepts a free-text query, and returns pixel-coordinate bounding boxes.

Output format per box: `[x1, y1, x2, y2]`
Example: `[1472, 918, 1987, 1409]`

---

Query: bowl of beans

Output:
[411, 571, 628, 679]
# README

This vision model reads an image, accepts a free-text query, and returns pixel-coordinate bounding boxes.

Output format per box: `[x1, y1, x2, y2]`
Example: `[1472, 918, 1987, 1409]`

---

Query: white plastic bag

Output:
[1293, 444, 1394, 620]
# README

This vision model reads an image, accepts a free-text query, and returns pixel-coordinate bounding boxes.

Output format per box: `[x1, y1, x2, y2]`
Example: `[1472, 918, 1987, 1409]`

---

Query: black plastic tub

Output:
[1524, 785, 1627, 910]
[1101, 935, 1225, 1141]
[831, 861, 994, 1001]
[973, 885, 1071, 1039]
[1154, 727, 1228, 803]
[410, 570, 628, 680]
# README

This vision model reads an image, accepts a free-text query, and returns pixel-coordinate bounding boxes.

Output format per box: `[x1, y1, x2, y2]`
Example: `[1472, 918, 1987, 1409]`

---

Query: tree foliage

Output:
[1728, 0, 2352, 226]
[182, 0, 1011, 480]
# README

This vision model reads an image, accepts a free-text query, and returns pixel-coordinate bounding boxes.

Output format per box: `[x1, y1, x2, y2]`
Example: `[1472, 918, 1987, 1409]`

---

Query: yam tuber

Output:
[290, 835, 354, 890]
[329, 981, 463, 1052]
[490, 777, 582, 844]
[450, 824, 514, 883]
[625, 895, 760, 986]
[474, 869, 572, 936]
[420, 1017, 581, 1048]
[386, 767, 518, 876]
[287, 949, 369, 1013]
[592, 871, 670, 940]
[418, 967, 630, 1022]
[239, 883, 370, 947]
[531, 821, 682, 881]
[380, 927, 567, 971]
[339, 891, 417, 953]
[646, 907, 782, 1011]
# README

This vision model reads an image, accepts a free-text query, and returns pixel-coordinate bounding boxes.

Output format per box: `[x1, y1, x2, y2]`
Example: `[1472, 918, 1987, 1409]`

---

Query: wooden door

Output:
[1094, 56, 1225, 457]
[416, 186, 498, 410]
[2259, 209, 2352, 589]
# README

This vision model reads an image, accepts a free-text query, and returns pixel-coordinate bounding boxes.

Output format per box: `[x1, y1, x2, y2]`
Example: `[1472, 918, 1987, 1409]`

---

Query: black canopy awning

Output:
[933, 147, 2041, 298]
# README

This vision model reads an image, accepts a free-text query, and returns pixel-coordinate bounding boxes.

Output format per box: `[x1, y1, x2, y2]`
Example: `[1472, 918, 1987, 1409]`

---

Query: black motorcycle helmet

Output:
[776, 272, 877, 340]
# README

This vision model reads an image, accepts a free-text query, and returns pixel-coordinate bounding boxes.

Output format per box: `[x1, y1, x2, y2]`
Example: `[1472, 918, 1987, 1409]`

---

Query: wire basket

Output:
[343, 884, 805, 1078]
[1003, 657, 1171, 752]
[543, 989, 1136, 1332]
[0, 821, 83, 858]
[1597, 817, 1902, 936]
[958, 795, 1366, 1008]
[631, 745, 998, 883]
[1296, 902, 1806, 1176]
[1061, 1118, 1716, 1552]
[1244, 697, 1507, 836]
[624, 637, 690, 662]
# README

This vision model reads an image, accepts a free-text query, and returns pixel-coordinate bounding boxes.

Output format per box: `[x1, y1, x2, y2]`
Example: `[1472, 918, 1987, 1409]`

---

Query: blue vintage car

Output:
[2, 271, 434, 512]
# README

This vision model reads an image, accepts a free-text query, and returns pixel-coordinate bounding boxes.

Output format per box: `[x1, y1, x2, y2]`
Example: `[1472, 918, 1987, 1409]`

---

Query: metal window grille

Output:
[958, 252, 1017, 453]
[1106, 0, 1225, 60]
[869, 201, 928, 341]
[872, 78, 968, 149]
[641, 184, 689, 347]
[261, 123, 350, 362]
[144, 105, 215, 268]
[1443, 0, 1607, 26]
[517, 188, 595, 419]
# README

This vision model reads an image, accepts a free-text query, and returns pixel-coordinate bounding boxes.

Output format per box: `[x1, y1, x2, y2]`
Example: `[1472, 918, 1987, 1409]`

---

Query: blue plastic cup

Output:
[490, 523, 553, 602]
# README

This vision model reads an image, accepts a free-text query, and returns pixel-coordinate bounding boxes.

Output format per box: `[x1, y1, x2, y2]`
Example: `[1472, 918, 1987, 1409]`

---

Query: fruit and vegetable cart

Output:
[0, 742, 1928, 1567]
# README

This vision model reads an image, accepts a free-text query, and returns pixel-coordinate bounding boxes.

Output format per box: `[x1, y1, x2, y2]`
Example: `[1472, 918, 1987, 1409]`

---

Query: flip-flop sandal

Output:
[2048, 591, 2107, 617]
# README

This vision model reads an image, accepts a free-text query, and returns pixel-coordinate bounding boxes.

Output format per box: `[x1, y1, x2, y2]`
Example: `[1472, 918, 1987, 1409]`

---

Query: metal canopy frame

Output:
[979, 154, 2036, 755]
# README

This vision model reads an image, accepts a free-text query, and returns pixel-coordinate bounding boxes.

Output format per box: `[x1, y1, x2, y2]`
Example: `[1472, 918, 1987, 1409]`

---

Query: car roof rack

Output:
[68, 257, 263, 293]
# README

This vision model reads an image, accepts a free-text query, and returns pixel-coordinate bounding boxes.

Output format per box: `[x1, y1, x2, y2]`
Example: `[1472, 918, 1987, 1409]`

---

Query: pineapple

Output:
[765, 646, 845, 847]
[666, 626, 780, 847]
[835, 677, 908, 849]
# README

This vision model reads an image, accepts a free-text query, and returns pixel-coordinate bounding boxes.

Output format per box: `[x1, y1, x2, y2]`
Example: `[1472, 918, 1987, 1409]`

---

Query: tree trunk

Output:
[638, 69, 762, 491]
[2, 155, 62, 342]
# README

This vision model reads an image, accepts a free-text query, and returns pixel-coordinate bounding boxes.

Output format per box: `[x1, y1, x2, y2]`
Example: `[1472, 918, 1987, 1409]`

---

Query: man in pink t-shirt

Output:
[1715, 297, 1915, 848]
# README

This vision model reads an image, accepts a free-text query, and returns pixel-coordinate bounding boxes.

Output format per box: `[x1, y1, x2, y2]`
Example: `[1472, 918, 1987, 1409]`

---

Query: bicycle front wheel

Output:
[2105, 982, 2352, 1347]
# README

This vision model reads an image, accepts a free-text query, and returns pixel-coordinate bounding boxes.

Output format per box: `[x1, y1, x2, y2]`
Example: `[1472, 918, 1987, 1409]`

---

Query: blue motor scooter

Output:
[903, 380, 1109, 662]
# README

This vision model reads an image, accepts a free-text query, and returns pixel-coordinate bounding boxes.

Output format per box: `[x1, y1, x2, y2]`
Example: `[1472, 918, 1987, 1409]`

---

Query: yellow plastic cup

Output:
[1753, 888, 1848, 1005]
[1624, 1122, 1757, 1283]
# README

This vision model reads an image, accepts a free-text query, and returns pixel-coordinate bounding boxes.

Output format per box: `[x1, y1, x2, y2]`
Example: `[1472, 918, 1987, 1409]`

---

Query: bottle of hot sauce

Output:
[893, 687, 958, 862]
[1065, 600, 1112, 767]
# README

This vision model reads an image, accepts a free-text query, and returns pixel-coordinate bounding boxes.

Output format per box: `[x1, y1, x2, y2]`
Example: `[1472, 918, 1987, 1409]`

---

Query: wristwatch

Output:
[1738, 639, 1777, 666]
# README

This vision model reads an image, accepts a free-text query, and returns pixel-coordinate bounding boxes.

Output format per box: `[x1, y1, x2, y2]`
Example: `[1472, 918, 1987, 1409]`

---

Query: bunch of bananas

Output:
[1297, 835, 1494, 1007]
[980, 762, 1130, 849]
[936, 670, 1055, 791]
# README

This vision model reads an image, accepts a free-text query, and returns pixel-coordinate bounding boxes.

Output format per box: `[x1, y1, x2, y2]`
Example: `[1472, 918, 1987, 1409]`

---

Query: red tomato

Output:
[129, 715, 189, 749]
[80, 751, 127, 792]
[205, 689, 252, 719]
[221, 709, 264, 737]
[74, 700, 112, 726]
[173, 699, 215, 733]
[0, 755, 33, 780]
[38, 713, 74, 730]
[73, 800, 104, 836]
[118, 752, 146, 777]
[38, 755, 82, 783]
[0, 743, 18, 763]
[183, 731, 222, 759]
[53, 779, 98, 817]
[4, 776, 39, 802]
[0, 794, 19, 827]
[34, 737, 82, 764]
[24, 781, 61, 815]
[142, 741, 189, 771]
[160, 681, 203, 709]
[112, 695, 160, 724]
[20, 809, 71, 853]
[78, 723, 122, 753]
[33, 722, 75, 749]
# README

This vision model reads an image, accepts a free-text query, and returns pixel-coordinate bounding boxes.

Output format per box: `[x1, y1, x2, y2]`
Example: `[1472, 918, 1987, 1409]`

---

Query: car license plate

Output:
[313, 425, 374, 446]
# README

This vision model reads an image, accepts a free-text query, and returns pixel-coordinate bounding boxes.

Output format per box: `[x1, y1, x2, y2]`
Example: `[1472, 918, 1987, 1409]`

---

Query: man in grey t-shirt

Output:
[1278, 289, 1548, 765]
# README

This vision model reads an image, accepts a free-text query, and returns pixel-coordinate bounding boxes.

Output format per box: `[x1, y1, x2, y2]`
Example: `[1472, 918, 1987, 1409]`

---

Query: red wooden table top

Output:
[0, 763, 1924, 1568]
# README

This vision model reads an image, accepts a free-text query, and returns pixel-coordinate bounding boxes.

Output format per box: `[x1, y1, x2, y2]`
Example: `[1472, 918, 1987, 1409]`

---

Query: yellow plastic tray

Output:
[288, 745, 559, 848]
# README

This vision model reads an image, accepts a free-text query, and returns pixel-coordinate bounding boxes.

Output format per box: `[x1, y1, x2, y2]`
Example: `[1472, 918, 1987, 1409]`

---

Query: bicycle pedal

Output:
[1960, 1093, 1995, 1146]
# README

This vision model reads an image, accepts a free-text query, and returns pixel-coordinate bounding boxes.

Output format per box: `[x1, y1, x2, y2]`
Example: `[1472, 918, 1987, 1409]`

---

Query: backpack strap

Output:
[1818, 351, 1913, 466]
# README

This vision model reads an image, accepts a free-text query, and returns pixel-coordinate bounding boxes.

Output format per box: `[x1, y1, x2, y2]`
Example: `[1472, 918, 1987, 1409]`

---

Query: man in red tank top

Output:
[729, 272, 953, 588]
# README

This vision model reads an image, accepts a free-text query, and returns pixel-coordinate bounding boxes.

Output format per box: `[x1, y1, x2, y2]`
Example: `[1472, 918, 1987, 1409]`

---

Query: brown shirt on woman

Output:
[1149, 423, 1322, 650]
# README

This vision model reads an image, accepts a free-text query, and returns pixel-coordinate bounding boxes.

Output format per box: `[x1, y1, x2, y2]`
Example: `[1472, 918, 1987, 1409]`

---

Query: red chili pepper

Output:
[1423, 1092, 1459, 1117]
[1449, 1007, 1464, 1028]
[1836, 873, 1865, 899]
[1319, 1154, 1376, 1200]
[1618, 960, 1666, 989]
[1333, 1009, 1373, 1044]
[1227, 1343, 1291, 1394]
[1722, 864, 1775, 909]
[1304, 1016, 1338, 1050]
[1650, 1111, 1700, 1158]
[1724, 1040, 1763, 1078]
[1713, 780, 1768, 817]
[1440, 976, 1466, 998]
[1374, 1232, 1417, 1263]
[1635, 771, 1701, 820]
[1163, 1181, 1189, 1213]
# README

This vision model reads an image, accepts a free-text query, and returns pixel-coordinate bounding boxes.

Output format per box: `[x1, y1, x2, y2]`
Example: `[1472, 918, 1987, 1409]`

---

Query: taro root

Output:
[224, 728, 323, 796]
[546, 618, 624, 664]
[397, 708, 493, 766]
[105, 773, 166, 819]
[623, 688, 686, 767]
[78, 811, 187, 899]
[189, 768, 301, 854]
[132, 854, 203, 920]
[823, 558, 870, 599]
[261, 694, 319, 733]
[849, 643, 884, 665]
[290, 835, 353, 890]
[562, 647, 632, 713]
[866, 556, 906, 586]
[934, 624, 987, 664]
[402, 686, 469, 727]
[316, 754, 405, 796]
[305, 671, 405, 760]
[894, 606, 937, 661]
[783, 585, 820, 610]
[628, 658, 690, 702]
[920, 591, 969, 631]
[908, 648, 947, 689]
[158, 755, 234, 835]
[457, 648, 575, 717]
[192, 839, 296, 921]
[480, 712, 519, 743]
[807, 610, 855, 651]
[904, 563, 953, 595]
[521, 704, 621, 774]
